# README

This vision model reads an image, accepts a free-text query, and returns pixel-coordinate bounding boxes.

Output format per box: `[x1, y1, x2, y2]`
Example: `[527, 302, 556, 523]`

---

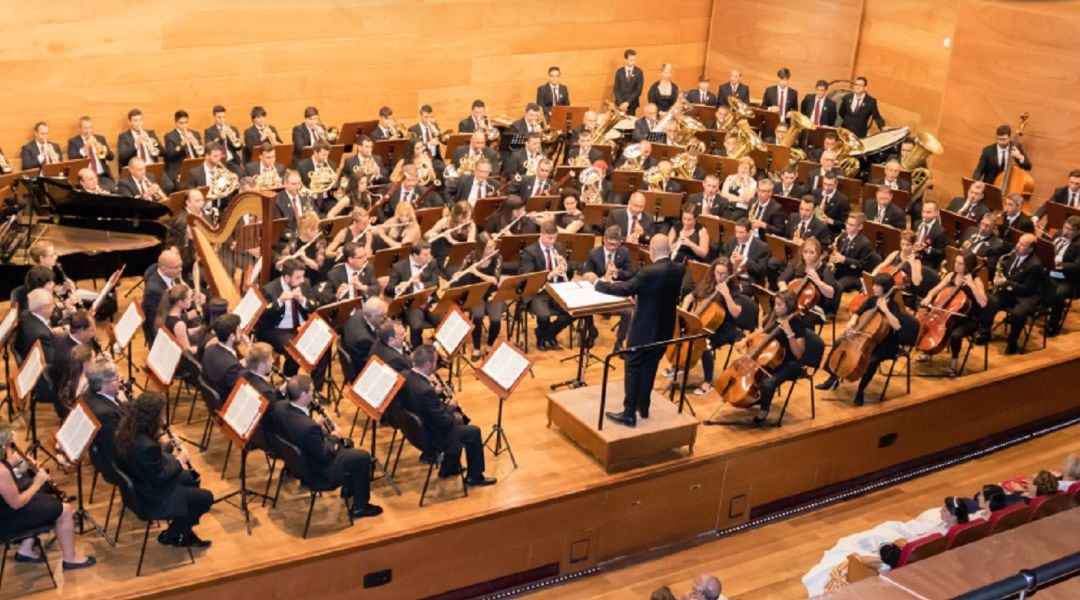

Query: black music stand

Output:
[939, 210, 977, 246]
[473, 197, 507, 228]
[440, 241, 475, 276]
[212, 380, 272, 535]
[610, 170, 644, 199]
[490, 272, 548, 352]
[862, 221, 902, 257]
[496, 233, 540, 264]
[372, 245, 413, 279]
[499, 133, 528, 154]
[962, 177, 1003, 212]
[550, 106, 588, 133]
[387, 287, 437, 321]
[525, 194, 559, 213]
[642, 190, 684, 222]
[549, 285, 632, 391]
[431, 286, 487, 390]
[177, 157, 203, 187]
[415, 207, 444, 235]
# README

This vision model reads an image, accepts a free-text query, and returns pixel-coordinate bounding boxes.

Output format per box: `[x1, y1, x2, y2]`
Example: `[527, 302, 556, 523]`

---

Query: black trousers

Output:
[759, 360, 803, 412]
[470, 300, 505, 349]
[1049, 281, 1075, 330]
[995, 293, 1038, 347]
[326, 448, 372, 505]
[264, 328, 329, 387]
[439, 422, 486, 479]
[623, 346, 665, 414]
[529, 293, 571, 342]
[163, 472, 214, 534]
[405, 308, 440, 349]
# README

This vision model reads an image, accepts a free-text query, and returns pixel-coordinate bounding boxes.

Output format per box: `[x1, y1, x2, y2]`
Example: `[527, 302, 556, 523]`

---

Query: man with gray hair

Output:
[14, 288, 59, 414]
[692, 573, 727, 600]
[342, 296, 388, 372]
[83, 358, 127, 467]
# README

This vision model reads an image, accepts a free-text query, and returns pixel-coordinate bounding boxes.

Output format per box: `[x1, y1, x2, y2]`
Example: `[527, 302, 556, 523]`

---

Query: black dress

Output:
[648, 82, 680, 112]
[670, 226, 705, 264]
[0, 461, 62, 535]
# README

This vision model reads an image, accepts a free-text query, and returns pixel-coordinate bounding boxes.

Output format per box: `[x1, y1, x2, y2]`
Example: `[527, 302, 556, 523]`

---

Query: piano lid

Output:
[25, 177, 171, 222]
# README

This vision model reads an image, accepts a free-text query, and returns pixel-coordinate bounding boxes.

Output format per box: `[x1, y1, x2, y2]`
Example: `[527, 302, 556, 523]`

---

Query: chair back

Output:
[896, 312, 921, 347]
[988, 503, 1031, 535]
[337, 338, 358, 381]
[89, 442, 121, 486]
[195, 373, 223, 413]
[271, 433, 331, 489]
[800, 329, 826, 369]
[1028, 492, 1070, 522]
[734, 294, 760, 332]
[896, 533, 946, 567]
[110, 460, 153, 521]
[944, 518, 989, 550]
[397, 408, 433, 457]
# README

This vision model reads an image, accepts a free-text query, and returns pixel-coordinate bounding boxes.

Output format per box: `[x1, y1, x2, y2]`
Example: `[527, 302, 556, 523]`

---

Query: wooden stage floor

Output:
[5, 286, 1080, 600]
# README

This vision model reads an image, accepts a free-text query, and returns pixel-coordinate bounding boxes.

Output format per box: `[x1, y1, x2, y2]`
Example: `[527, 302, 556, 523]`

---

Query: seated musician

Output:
[117, 109, 167, 191]
[273, 169, 308, 234]
[166, 189, 204, 273]
[0, 429, 96, 570]
[912, 200, 948, 270]
[687, 174, 729, 218]
[812, 171, 850, 238]
[784, 196, 832, 247]
[521, 221, 574, 350]
[973, 124, 1032, 184]
[537, 66, 570, 117]
[242, 105, 282, 162]
[669, 203, 710, 263]
[1047, 216, 1080, 336]
[999, 193, 1035, 244]
[870, 159, 911, 194]
[614, 139, 656, 171]
[203, 314, 245, 401]
[404, 345, 496, 486]
[326, 172, 377, 217]
[777, 166, 808, 200]
[631, 103, 659, 143]
[1033, 169, 1080, 231]
[374, 201, 422, 256]
[53, 312, 98, 416]
[454, 157, 496, 206]
[818, 274, 903, 406]
[117, 157, 167, 201]
[747, 178, 787, 240]
[343, 135, 388, 184]
[947, 180, 990, 222]
[584, 226, 634, 353]
[243, 342, 281, 445]
[370, 106, 400, 142]
[706, 104, 730, 131]
[807, 133, 839, 164]
[258, 258, 324, 380]
[808, 151, 839, 191]
[343, 297, 388, 372]
[605, 191, 655, 245]
[916, 253, 989, 376]
[722, 218, 772, 294]
[83, 358, 128, 467]
[503, 133, 546, 180]
[76, 168, 108, 194]
[452, 131, 500, 176]
[509, 103, 545, 136]
[991, 233, 1043, 355]
[778, 238, 838, 324]
[22, 241, 70, 314]
[14, 289, 61, 415]
[153, 284, 202, 354]
[863, 186, 906, 229]
[20, 121, 63, 173]
[684, 257, 746, 397]
[388, 240, 441, 349]
[960, 212, 1007, 276]
[204, 104, 244, 175]
[763, 122, 787, 146]
[323, 242, 379, 304]
[873, 230, 924, 309]
[458, 99, 487, 134]
[276, 212, 327, 286]
[297, 140, 339, 215]
[566, 133, 604, 168]
[549, 189, 585, 234]
[276, 375, 383, 518]
[515, 158, 556, 201]
[735, 290, 807, 425]
[569, 110, 597, 146]
[69, 116, 116, 191]
[653, 160, 682, 194]
[115, 392, 214, 548]
[660, 121, 680, 147]
[409, 105, 446, 171]
[375, 321, 413, 372]
[162, 110, 203, 189]
[291, 106, 326, 165]
[426, 201, 477, 271]
[483, 195, 538, 239]
[720, 157, 757, 217]
[383, 164, 443, 220]
[447, 232, 505, 361]
[829, 213, 875, 293]
[244, 141, 286, 185]
[389, 139, 436, 188]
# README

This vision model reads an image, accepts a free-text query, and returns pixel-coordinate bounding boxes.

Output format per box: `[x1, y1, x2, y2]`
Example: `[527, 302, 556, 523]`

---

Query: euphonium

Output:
[672, 141, 705, 178]
[644, 166, 665, 192]
[617, 143, 644, 171]
[780, 112, 815, 163]
[729, 120, 767, 159]
[903, 131, 943, 199]
[833, 127, 863, 177]
[723, 96, 756, 129]
[592, 101, 631, 145]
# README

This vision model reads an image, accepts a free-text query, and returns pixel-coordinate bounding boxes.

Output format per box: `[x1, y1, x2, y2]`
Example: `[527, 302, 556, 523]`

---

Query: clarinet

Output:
[163, 425, 201, 486]
[8, 442, 68, 501]
[432, 371, 470, 425]
[312, 395, 353, 449]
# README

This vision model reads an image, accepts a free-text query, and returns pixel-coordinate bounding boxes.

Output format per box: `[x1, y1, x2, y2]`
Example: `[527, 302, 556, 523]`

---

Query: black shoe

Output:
[464, 475, 498, 487]
[351, 503, 384, 518]
[534, 329, 547, 351]
[605, 410, 636, 427]
[853, 392, 865, 407]
[175, 532, 212, 548]
[157, 530, 182, 547]
[1004, 344, 1019, 356]
[62, 556, 96, 571]
[13, 551, 45, 564]
[752, 414, 768, 426]
[548, 338, 563, 351]
[816, 376, 840, 391]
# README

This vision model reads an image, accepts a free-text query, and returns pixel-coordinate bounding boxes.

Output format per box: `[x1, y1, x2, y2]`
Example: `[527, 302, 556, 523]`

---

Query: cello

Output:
[662, 265, 741, 372]
[993, 113, 1034, 200]
[914, 265, 984, 355]
[825, 295, 894, 381]
[714, 310, 798, 408]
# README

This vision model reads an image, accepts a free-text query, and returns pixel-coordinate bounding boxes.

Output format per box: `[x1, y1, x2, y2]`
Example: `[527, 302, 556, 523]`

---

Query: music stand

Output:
[673, 177, 704, 196]
[765, 233, 799, 264]
[119, 161, 165, 184]
[697, 215, 733, 246]
[547, 281, 634, 390]
[232, 287, 266, 334]
[490, 271, 548, 352]
[581, 204, 620, 230]
[316, 297, 364, 328]
[472, 197, 506, 228]
[55, 400, 114, 545]
[499, 133, 528, 154]
[386, 287, 437, 320]
[939, 210, 977, 246]
[475, 340, 533, 468]
[111, 301, 145, 385]
[372, 245, 413, 279]
[42, 158, 90, 185]
[415, 207, 444, 235]
[862, 221, 902, 257]
[649, 143, 682, 162]
[695, 133, 725, 158]
[213, 378, 271, 534]
[525, 194, 559, 213]
[145, 327, 183, 400]
[550, 106, 588, 132]
[0, 310, 17, 422]
[807, 126, 838, 149]
[285, 314, 337, 374]
[372, 139, 410, 167]
[1042, 201, 1080, 234]
[767, 144, 793, 172]
[750, 107, 779, 136]
[610, 170, 644, 197]
[337, 122, 369, 150]
[250, 143, 294, 168]
[444, 134, 472, 162]
[432, 282, 487, 318]
[963, 177, 1003, 212]
[861, 183, 908, 211]
[623, 243, 653, 270]
[642, 191, 684, 222]
[346, 356, 405, 494]
[869, 164, 913, 185]
[432, 305, 476, 392]
[773, 194, 801, 215]
[12, 341, 53, 462]
[556, 232, 596, 265]
[496, 233, 540, 264]
[177, 157, 204, 187]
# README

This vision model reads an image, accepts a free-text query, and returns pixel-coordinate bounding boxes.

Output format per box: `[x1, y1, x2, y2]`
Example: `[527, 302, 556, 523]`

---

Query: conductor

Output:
[586, 235, 685, 427]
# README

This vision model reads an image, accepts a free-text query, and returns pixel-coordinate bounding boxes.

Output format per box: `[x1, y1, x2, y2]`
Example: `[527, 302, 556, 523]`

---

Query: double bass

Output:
[825, 295, 894, 381]
[914, 266, 984, 355]
[714, 311, 798, 407]
[993, 113, 1035, 200]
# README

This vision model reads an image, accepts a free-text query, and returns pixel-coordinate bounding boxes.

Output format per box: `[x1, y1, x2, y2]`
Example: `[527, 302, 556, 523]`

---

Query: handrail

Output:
[597, 332, 711, 430]
[954, 550, 1080, 600]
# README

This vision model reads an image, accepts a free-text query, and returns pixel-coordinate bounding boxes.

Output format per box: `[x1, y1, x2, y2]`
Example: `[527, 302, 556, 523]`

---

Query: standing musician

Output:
[115, 392, 214, 548]
[913, 200, 948, 270]
[426, 201, 476, 269]
[837, 76, 885, 137]
[243, 105, 283, 162]
[387, 240, 441, 349]
[163, 110, 204, 188]
[20, 121, 63, 173]
[873, 230, 925, 309]
[801, 80, 838, 127]
[613, 49, 644, 115]
[116, 157, 167, 200]
[916, 253, 989, 377]
[409, 105, 447, 172]
[0, 429, 96, 570]
[685, 74, 718, 106]
[326, 207, 374, 261]
[590, 235, 685, 427]
[275, 375, 384, 519]
[605, 192, 655, 245]
[747, 179, 787, 240]
[669, 203, 710, 263]
[274, 170, 308, 234]
[719, 157, 757, 219]
[244, 142, 286, 184]
[342, 297, 388, 373]
[343, 136, 388, 183]
[457, 99, 489, 134]
[818, 274, 903, 406]
[258, 258, 324, 380]
[117, 109, 167, 190]
[863, 186, 906, 229]
[323, 242, 379, 304]
[646, 63, 680, 112]
[521, 221, 574, 350]
[688, 174, 729, 218]
[973, 124, 1032, 184]
[784, 196, 832, 247]
[778, 237, 838, 323]
[1033, 169, 1080, 230]
[536, 66, 570, 118]
[403, 345, 496, 487]
[683, 257, 747, 397]
[830, 213, 876, 293]
[723, 218, 773, 293]
[991, 233, 1043, 355]
[454, 158, 496, 206]
[291, 106, 326, 166]
[584, 226, 634, 353]
[960, 212, 1008, 276]
[275, 212, 327, 286]
[947, 180, 991, 222]
[1047, 216, 1080, 336]
[999, 194, 1035, 244]
[762, 67, 799, 121]
[204, 105, 244, 175]
[68, 116, 116, 192]
[203, 314, 246, 402]
[718, 68, 751, 104]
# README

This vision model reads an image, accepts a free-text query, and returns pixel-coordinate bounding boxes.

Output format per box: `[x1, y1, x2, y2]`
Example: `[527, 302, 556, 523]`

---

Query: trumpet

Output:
[222, 125, 244, 149]
[163, 425, 201, 486]
[140, 178, 168, 202]
[137, 129, 161, 157]
[43, 143, 61, 164]
[0, 148, 11, 173]
[259, 125, 283, 145]
[482, 115, 501, 142]
[85, 136, 108, 160]
[317, 120, 340, 144]
[179, 129, 204, 157]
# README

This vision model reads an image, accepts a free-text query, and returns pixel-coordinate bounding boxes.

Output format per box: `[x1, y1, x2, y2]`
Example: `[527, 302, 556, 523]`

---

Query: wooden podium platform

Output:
[547, 384, 699, 473]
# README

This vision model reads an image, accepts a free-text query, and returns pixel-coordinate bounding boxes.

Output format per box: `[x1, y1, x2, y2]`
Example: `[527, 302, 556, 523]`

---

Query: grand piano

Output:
[0, 177, 170, 299]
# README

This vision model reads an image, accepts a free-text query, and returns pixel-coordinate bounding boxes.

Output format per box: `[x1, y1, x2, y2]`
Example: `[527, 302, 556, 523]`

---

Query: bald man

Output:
[590, 234, 685, 427]
[141, 248, 185, 343]
[991, 233, 1043, 354]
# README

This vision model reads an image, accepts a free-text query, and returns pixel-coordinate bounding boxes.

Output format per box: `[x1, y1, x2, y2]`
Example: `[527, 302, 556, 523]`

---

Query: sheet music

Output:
[548, 280, 626, 310]
[352, 363, 400, 410]
[16, 346, 44, 400]
[247, 257, 263, 288]
[147, 328, 183, 384]
[482, 343, 530, 391]
[57, 403, 97, 462]
[295, 317, 333, 365]
[223, 382, 264, 439]
[434, 309, 470, 355]
[0, 310, 15, 344]
[113, 302, 143, 348]
[233, 287, 263, 332]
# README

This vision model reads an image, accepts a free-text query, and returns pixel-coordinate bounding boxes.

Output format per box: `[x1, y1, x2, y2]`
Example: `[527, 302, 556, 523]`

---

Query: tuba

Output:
[644, 166, 665, 192]
[723, 96, 756, 130]
[567, 151, 591, 168]
[780, 112, 816, 163]
[579, 166, 603, 203]
[902, 131, 943, 198]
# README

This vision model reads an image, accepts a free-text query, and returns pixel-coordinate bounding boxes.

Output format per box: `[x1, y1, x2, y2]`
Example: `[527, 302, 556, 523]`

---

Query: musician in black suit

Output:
[274, 170, 307, 235]
[761, 68, 799, 121]
[590, 235, 685, 427]
[863, 187, 906, 229]
[514, 158, 557, 202]
[960, 212, 1008, 275]
[584, 226, 634, 351]
[685, 75, 718, 106]
[184, 142, 224, 191]
[14, 289, 58, 414]
[323, 242, 379, 304]
[536, 66, 570, 118]
[1034, 170, 1080, 228]
[502, 133, 546, 180]
[453, 132, 500, 173]
[991, 233, 1044, 354]
[203, 105, 244, 175]
[1047, 216, 1080, 336]
[784, 196, 832, 247]
[565, 136, 605, 168]
[807, 136, 840, 166]
[999, 193, 1035, 244]
[800, 80, 839, 127]
[717, 69, 751, 104]
[778, 166, 809, 200]
[68, 117, 115, 191]
[457, 99, 488, 134]
[520, 221, 574, 350]
[51, 311, 95, 418]
[342, 136, 388, 183]
[257, 258, 322, 379]
[947, 180, 991, 222]
[203, 314, 246, 402]
[291, 106, 325, 167]
[453, 158, 497, 206]
[613, 49, 645, 115]
[387, 241, 440, 349]
[117, 109, 167, 191]
[631, 103, 659, 143]
[19, 122, 63, 173]
[114, 392, 214, 547]
[838, 76, 885, 137]
[723, 219, 773, 293]
[508, 104, 544, 137]
[244, 142, 287, 181]
[243, 342, 281, 441]
[141, 249, 184, 343]
[375, 321, 412, 372]
[383, 164, 443, 220]
[275, 374, 382, 519]
[972, 124, 1032, 184]
[747, 179, 787, 239]
[162, 110, 204, 188]
[686, 174, 729, 219]
[243, 105, 283, 163]
[829, 213, 876, 292]
[605, 192, 655, 244]
[368, 106, 402, 142]
[403, 346, 496, 486]
[342, 297, 387, 373]
[83, 360, 127, 471]
[116, 157, 165, 200]
[409, 105, 447, 169]
[913, 200, 949, 270]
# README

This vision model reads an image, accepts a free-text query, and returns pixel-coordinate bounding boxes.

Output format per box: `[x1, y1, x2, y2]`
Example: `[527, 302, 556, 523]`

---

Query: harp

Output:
[189, 190, 277, 308]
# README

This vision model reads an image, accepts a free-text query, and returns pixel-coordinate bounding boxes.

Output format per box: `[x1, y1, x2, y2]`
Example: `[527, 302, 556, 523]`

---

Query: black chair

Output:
[396, 409, 467, 507]
[958, 325, 990, 376]
[111, 462, 195, 577]
[775, 330, 825, 427]
[1020, 270, 1057, 352]
[269, 434, 353, 538]
[877, 312, 920, 402]
[191, 373, 223, 453]
[0, 524, 57, 592]
[88, 443, 122, 535]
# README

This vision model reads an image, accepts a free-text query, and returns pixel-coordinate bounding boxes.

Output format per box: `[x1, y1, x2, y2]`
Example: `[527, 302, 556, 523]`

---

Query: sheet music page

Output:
[482, 344, 529, 391]
[223, 383, 263, 439]
[352, 363, 399, 410]
[57, 403, 96, 462]
[233, 287, 262, 331]
[434, 309, 470, 355]
[0, 310, 15, 344]
[113, 302, 143, 348]
[296, 318, 332, 364]
[548, 280, 626, 310]
[16, 346, 44, 400]
[247, 257, 263, 287]
[147, 329, 182, 383]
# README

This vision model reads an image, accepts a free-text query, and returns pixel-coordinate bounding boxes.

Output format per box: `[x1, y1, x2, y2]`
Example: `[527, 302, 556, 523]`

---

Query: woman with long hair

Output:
[154, 283, 202, 353]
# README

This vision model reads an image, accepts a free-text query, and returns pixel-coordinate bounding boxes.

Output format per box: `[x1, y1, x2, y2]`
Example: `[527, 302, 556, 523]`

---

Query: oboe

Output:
[432, 371, 470, 425]
[8, 442, 68, 501]
[162, 425, 201, 486]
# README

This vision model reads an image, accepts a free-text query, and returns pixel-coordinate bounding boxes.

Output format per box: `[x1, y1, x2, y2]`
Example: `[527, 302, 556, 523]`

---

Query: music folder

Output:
[347, 356, 405, 421]
[90, 264, 125, 314]
[476, 340, 533, 399]
[233, 286, 267, 334]
[147, 327, 184, 387]
[433, 305, 474, 358]
[0, 309, 16, 348]
[219, 378, 269, 446]
[11, 341, 46, 410]
[286, 314, 337, 373]
[112, 301, 144, 349]
[55, 399, 101, 464]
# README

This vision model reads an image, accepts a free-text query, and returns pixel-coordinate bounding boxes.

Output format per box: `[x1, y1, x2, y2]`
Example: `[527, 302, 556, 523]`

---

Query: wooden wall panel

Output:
[0, 0, 710, 171]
